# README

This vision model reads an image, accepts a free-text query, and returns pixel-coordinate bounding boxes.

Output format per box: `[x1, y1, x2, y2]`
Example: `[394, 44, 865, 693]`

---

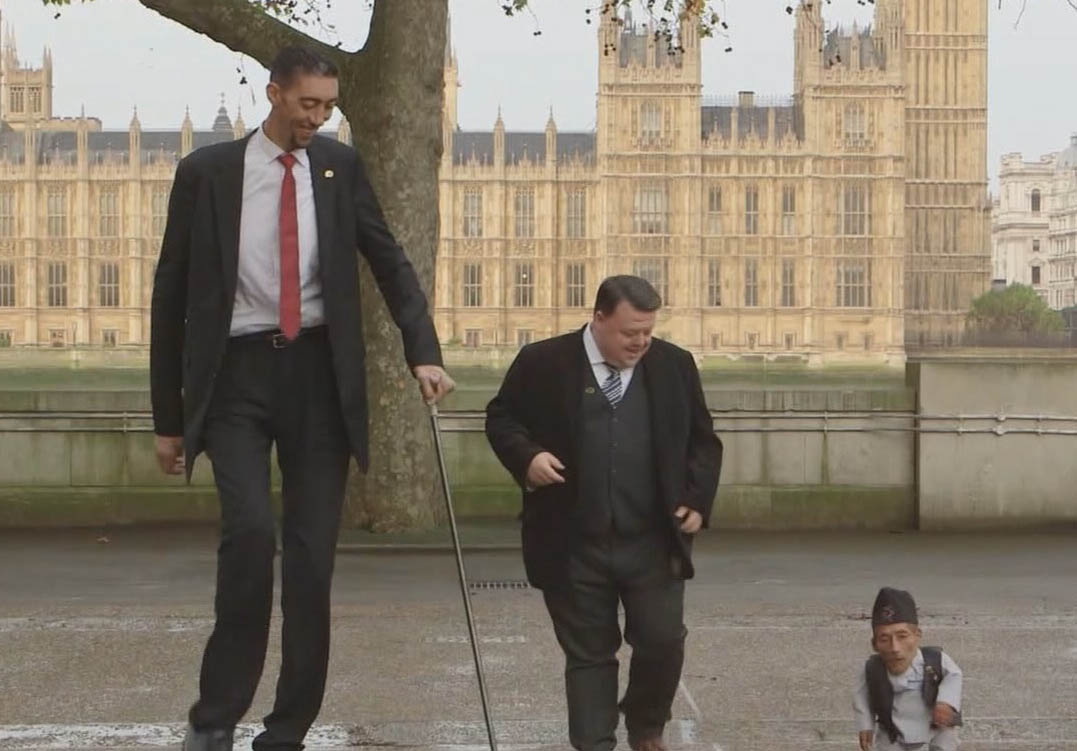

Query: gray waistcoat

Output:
[574, 361, 661, 537]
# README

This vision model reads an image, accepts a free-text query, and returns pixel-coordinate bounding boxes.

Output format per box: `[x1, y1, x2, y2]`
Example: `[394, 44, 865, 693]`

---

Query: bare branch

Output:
[503, 1, 733, 54]
[1014, 0, 1028, 27]
[136, 0, 353, 71]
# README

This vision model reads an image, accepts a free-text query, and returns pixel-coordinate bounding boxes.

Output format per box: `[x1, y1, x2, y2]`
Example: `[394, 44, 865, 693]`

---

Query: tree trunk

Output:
[341, 1, 448, 531]
[135, 0, 449, 531]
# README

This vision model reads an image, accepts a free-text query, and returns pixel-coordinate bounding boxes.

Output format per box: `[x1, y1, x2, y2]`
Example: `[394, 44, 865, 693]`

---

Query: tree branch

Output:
[136, 0, 354, 70]
[1014, 0, 1028, 27]
[1008, 0, 1077, 24]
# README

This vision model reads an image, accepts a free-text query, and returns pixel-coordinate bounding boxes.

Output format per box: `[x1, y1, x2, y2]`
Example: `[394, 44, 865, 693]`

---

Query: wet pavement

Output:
[1, 525, 1075, 750]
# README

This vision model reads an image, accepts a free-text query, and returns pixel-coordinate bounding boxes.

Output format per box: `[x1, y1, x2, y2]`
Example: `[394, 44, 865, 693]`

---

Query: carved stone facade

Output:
[436, 0, 991, 362]
[1047, 137, 1077, 311]
[991, 152, 1055, 301]
[0, 2, 991, 361]
[991, 135, 1077, 312]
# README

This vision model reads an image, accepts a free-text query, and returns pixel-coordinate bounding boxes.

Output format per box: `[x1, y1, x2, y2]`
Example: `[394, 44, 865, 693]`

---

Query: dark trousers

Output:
[188, 328, 351, 751]
[542, 531, 686, 751]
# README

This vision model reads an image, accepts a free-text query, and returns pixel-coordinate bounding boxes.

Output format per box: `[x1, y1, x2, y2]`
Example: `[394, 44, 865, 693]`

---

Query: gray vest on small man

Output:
[865, 646, 964, 744]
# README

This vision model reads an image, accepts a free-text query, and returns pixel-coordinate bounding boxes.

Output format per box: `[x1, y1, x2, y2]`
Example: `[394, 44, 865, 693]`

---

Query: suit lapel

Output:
[642, 345, 679, 506]
[306, 137, 337, 285]
[559, 328, 587, 459]
[212, 136, 250, 303]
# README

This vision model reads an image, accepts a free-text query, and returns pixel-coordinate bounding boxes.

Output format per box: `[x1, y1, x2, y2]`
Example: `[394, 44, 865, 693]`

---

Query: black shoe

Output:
[627, 736, 669, 751]
[182, 723, 234, 751]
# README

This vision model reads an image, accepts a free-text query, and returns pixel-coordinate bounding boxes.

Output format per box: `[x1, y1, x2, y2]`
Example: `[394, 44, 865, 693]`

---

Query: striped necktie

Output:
[600, 363, 622, 407]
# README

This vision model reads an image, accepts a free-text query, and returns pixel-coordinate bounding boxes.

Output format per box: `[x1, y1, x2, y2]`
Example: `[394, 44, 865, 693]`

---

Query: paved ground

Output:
[1, 525, 1075, 750]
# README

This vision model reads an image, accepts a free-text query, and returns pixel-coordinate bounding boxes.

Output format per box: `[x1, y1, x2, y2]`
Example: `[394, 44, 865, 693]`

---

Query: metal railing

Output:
[910, 331, 1077, 349]
[2, 409, 1076, 437]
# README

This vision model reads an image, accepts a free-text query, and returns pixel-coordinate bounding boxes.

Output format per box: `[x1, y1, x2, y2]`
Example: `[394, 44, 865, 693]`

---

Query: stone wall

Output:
[911, 353, 1077, 529]
[0, 383, 917, 530]
[11, 354, 1076, 531]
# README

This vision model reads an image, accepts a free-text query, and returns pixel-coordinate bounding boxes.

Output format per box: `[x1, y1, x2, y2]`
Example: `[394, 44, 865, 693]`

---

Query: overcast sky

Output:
[4, 0, 1076, 187]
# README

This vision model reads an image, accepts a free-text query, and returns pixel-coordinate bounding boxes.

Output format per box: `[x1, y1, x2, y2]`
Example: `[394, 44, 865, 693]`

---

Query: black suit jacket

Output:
[150, 133, 442, 478]
[485, 329, 722, 589]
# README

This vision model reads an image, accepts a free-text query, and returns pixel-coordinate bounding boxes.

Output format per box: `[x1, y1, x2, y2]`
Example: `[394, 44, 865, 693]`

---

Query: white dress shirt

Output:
[583, 323, 635, 394]
[853, 649, 963, 744]
[230, 126, 324, 336]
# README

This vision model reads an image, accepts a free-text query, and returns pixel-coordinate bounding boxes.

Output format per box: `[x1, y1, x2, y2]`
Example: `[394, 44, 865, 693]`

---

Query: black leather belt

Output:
[229, 325, 327, 349]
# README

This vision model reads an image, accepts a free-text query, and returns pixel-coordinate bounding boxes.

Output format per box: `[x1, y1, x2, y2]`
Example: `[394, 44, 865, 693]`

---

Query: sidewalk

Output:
[336, 517, 520, 552]
[2, 529, 1076, 750]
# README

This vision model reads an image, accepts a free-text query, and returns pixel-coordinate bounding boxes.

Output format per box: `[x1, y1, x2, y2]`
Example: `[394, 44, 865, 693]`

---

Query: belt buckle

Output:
[271, 333, 290, 349]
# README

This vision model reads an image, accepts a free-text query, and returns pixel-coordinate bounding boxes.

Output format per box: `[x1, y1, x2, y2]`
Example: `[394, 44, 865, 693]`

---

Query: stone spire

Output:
[545, 107, 557, 167]
[129, 106, 141, 170]
[181, 106, 194, 155]
[212, 92, 232, 133]
[493, 106, 505, 167]
[232, 103, 246, 139]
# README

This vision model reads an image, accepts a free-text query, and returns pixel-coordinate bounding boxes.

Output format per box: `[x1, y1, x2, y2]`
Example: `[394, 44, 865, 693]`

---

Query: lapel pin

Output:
[324, 169, 334, 178]
[584, 386, 596, 394]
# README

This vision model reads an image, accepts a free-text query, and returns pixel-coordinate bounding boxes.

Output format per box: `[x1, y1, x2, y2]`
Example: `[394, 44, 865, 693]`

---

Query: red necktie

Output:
[277, 153, 301, 340]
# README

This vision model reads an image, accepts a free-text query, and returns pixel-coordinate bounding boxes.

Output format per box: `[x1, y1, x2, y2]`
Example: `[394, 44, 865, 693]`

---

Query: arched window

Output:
[1031, 189, 1041, 214]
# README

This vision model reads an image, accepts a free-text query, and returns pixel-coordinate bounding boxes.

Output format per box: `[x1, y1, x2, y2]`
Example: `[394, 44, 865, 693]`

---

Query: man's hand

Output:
[413, 365, 456, 405]
[674, 506, 703, 534]
[933, 702, 957, 728]
[155, 435, 185, 475]
[526, 452, 566, 489]
[858, 730, 874, 751]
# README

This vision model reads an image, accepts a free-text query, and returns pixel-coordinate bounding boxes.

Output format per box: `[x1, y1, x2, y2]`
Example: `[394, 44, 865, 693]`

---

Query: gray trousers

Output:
[873, 728, 959, 751]
[542, 531, 686, 751]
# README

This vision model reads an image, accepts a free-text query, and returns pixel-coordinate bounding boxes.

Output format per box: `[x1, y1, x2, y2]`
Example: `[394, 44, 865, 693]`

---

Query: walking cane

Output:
[428, 403, 499, 751]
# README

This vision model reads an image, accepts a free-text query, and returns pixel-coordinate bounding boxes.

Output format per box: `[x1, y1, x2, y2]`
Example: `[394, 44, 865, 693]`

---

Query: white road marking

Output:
[0, 720, 703, 749]
[678, 679, 704, 723]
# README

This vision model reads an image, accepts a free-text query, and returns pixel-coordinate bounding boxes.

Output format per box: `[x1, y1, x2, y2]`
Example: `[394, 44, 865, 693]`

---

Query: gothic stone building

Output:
[435, 0, 991, 363]
[0, 1, 990, 362]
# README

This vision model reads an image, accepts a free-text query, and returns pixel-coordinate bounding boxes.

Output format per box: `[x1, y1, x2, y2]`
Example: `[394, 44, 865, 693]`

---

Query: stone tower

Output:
[902, 0, 991, 346]
[596, 2, 703, 309]
[1, 22, 54, 129]
[442, 12, 459, 164]
[790, 0, 908, 358]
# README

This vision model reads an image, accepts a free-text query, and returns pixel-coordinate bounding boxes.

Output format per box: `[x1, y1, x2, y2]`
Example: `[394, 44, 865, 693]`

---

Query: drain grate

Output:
[469, 579, 532, 591]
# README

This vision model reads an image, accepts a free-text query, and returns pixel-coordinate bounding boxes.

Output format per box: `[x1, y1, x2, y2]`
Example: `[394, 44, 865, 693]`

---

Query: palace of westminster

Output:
[0, 1, 992, 364]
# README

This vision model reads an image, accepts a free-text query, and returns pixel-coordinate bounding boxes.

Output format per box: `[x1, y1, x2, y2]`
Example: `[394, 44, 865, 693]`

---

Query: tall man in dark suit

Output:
[485, 276, 722, 751]
[150, 46, 454, 751]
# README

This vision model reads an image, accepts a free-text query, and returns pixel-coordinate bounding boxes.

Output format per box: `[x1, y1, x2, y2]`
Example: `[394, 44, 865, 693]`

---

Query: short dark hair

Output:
[593, 275, 662, 316]
[270, 46, 339, 87]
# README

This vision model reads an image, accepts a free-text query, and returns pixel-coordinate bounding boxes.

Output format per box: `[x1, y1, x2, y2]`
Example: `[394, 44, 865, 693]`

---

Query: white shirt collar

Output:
[583, 323, 607, 368]
[253, 124, 309, 169]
